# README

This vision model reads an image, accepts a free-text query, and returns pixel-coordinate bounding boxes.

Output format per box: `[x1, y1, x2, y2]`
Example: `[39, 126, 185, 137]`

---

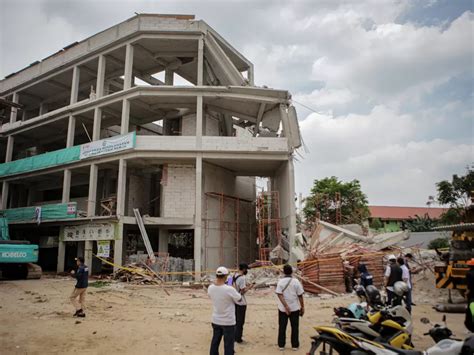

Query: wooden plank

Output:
[133, 208, 156, 262]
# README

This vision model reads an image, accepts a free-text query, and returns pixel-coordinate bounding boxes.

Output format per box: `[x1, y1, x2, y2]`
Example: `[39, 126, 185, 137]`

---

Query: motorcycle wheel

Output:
[313, 340, 339, 355]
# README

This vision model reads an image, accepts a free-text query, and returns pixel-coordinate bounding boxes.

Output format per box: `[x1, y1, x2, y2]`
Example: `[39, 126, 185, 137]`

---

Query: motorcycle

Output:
[307, 317, 473, 355]
[333, 284, 413, 349]
[335, 304, 413, 349]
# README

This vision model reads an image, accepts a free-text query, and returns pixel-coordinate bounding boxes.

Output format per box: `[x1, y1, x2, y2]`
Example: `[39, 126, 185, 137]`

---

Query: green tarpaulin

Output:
[0, 146, 80, 177]
[0, 202, 77, 223]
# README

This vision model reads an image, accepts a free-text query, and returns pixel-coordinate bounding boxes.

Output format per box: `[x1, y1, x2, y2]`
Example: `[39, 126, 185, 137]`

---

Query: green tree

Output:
[370, 218, 383, 230]
[428, 237, 449, 250]
[303, 176, 370, 225]
[436, 167, 474, 224]
[405, 214, 438, 232]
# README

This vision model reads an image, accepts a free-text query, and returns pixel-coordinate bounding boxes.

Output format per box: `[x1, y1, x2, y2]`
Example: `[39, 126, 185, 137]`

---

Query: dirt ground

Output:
[0, 274, 468, 355]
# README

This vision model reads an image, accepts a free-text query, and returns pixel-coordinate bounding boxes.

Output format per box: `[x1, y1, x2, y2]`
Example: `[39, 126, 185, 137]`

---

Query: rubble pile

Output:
[113, 263, 162, 285]
[298, 220, 433, 295]
[300, 253, 346, 294]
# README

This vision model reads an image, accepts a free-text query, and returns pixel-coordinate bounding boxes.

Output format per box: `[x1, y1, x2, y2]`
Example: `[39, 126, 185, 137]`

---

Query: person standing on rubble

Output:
[232, 263, 254, 344]
[208, 266, 242, 355]
[276, 264, 305, 351]
[384, 255, 403, 305]
[357, 263, 373, 288]
[397, 257, 412, 313]
[70, 256, 88, 318]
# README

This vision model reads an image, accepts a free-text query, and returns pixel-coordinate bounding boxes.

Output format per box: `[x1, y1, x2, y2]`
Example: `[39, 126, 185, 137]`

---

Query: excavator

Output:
[433, 205, 474, 295]
[0, 216, 42, 279]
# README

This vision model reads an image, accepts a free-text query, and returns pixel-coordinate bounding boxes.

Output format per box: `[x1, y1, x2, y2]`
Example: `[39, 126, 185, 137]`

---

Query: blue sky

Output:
[1, 0, 472, 206]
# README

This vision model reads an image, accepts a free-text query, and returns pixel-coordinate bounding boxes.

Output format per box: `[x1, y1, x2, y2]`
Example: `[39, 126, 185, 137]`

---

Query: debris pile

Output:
[118, 255, 195, 283]
[298, 220, 422, 295]
[113, 263, 162, 285]
[300, 253, 345, 294]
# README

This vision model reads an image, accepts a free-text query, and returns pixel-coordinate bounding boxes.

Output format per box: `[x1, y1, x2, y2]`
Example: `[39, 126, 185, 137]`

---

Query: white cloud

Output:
[310, 11, 473, 105]
[296, 107, 473, 206]
[294, 88, 357, 112]
[0, 0, 472, 207]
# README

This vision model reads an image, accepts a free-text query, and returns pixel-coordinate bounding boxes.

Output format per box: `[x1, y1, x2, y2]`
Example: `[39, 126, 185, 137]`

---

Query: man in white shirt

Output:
[397, 257, 412, 313]
[208, 266, 242, 355]
[275, 264, 305, 351]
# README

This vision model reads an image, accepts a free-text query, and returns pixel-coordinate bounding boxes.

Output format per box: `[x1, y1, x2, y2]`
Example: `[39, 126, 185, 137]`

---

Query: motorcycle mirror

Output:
[420, 317, 430, 324]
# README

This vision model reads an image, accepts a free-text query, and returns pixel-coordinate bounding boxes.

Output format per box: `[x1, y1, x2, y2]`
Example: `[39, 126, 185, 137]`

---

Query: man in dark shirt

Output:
[70, 256, 89, 317]
[384, 255, 403, 306]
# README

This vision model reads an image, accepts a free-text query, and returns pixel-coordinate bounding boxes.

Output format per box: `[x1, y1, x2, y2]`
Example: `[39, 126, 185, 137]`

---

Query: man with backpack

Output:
[228, 263, 254, 344]
[275, 264, 305, 351]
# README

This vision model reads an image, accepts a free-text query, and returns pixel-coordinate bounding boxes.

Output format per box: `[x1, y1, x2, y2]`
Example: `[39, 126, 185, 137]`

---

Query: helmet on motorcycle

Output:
[365, 285, 382, 305]
[348, 303, 367, 320]
[393, 281, 409, 296]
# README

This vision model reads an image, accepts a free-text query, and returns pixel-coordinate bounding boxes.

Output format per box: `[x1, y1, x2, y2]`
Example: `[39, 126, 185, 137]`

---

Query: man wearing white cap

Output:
[208, 266, 242, 355]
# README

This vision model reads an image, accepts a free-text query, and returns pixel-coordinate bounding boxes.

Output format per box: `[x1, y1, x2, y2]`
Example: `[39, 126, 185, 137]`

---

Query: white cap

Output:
[387, 254, 396, 261]
[216, 266, 229, 276]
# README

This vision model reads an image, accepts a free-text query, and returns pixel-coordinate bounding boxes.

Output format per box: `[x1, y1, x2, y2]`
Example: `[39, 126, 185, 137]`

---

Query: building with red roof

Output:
[368, 205, 447, 232]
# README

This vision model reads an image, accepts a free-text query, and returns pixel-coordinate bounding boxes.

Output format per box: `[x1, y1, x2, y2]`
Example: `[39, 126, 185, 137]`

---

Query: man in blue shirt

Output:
[70, 256, 89, 317]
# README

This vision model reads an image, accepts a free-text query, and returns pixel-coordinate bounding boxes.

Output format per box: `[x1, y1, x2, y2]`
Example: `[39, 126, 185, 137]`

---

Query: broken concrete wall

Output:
[202, 163, 256, 270]
[126, 173, 152, 216]
[181, 113, 221, 136]
[160, 164, 196, 218]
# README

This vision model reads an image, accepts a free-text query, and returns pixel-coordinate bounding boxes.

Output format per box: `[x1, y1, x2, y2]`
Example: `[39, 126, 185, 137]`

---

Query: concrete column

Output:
[287, 158, 297, 264]
[116, 159, 127, 218]
[62, 169, 72, 203]
[85, 162, 98, 275]
[196, 95, 203, 147]
[39, 103, 48, 116]
[123, 44, 134, 90]
[96, 55, 106, 98]
[1, 182, 9, 209]
[61, 114, 75, 211]
[57, 227, 66, 273]
[92, 107, 102, 141]
[113, 222, 124, 271]
[10, 92, 19, 124]
[165, 69, 174, 85]
[197, 37, 204, 86]
[120, 99, 130, 135]
[247, 64, 255, 86]
[2, 93, 19, 210]
[84, 240, 93, 275]
[194, 155, 203, 279]
[87, 164, 98, 216]
[70, 66, 81, 105]
[66, 115, 76, 147]
[159, 229, 169, 253]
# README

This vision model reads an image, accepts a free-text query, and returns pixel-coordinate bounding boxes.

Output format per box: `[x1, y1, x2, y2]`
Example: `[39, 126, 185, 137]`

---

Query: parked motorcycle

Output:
[334, 284, 413, 349]
[307, 317, 473, 355]
[335, 305, 413, 349]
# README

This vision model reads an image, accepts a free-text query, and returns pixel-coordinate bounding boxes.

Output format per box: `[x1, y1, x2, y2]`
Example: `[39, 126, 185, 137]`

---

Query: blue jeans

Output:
[210, 323, 235, 355]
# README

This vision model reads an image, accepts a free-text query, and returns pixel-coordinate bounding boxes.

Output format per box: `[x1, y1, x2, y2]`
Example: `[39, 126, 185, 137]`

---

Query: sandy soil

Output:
[0, 275, 468, 355]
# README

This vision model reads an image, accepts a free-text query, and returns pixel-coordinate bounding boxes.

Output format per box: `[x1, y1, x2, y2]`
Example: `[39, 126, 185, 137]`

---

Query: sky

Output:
[0, 0, 473, 207]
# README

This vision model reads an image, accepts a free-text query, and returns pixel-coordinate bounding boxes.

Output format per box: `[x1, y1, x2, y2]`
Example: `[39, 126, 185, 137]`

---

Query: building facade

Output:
[368, 205, 446, 232]
[0, 14, 301, 275]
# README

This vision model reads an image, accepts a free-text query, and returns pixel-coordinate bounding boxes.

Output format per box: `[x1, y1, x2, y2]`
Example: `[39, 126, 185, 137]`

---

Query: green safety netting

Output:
[0, 202, 77, 222]
[0, 146, 81, 177]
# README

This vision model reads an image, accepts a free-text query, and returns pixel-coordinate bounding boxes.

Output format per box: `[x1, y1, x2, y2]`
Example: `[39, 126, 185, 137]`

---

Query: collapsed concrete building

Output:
[0, 14, 301, 275]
